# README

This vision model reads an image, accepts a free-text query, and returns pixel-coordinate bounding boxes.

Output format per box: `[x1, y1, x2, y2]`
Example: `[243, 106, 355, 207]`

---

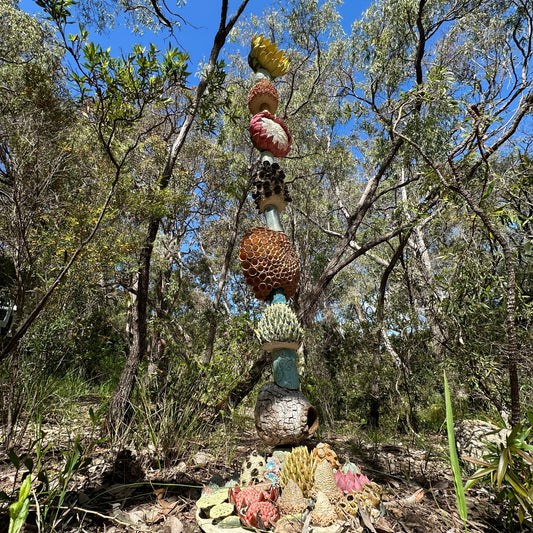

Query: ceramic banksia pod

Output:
[312, 442, 341, 470]
[312, 460, 343, 502]
[240, 450, 267, 486]
[256, 303, 303, 351]
[336, 493, 359, 517]
[310, 491, 338, 527]
[248, 80, 279, 115]
[279, 445, 316, 497]
[249, 111, 292, 158]
[244, 500, 279, 529]
[277, 479, 307, 515]
[335, 469, 371, 493]
[239, 227, 300, 301]
[251, 160, 292, 213]
[249, 34, 290, 78]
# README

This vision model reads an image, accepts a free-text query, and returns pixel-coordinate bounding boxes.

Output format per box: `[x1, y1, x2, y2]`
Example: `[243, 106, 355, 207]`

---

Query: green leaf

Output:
[512, 447, 533, 465]
[505, 471, 530, 500]
[8, 477, 31, 533]
[496, 450, 509, 490]
[444, 371, 468, 523]
[18, 477, 31, 502]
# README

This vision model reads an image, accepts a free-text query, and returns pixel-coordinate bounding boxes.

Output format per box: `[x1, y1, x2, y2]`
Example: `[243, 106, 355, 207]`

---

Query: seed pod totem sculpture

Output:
[240, 34, 319, 446]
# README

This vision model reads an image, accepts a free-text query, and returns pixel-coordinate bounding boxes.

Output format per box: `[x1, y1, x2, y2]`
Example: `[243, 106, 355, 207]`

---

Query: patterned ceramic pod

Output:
[312, 443, 341, 470]
[249, 34, 290, 78]
[310, 491, 338, 527]
[256, 303, 303, 351]
[248, 80, 279, 115]
[251, 160, 292, 213]
[312, 460, 343, 502]
[240, 450, 267, 486]
[255, 383, 319, 447]
[249, 111, 292, 158]
[239, 227, 300, 301]
[277, 479, 307, 516]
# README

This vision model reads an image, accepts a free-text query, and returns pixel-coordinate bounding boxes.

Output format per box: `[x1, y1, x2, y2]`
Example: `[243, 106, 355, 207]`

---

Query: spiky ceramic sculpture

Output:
[249, 111, 292, 158]
[248, 80, 279, 115]
[229, 485, 280, 530]
[279, 446, 316, 497]
[249, 34, 290, 78]
[239, 227, 300, 301]
[335, 469, 371, 493]
[256, 303, 303, 351]
[244, 501, 279, 529]
[251, 161, 292, 213]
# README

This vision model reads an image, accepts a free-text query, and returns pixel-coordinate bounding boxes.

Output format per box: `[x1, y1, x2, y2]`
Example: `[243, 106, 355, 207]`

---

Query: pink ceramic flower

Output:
[249, 111, 292, 158]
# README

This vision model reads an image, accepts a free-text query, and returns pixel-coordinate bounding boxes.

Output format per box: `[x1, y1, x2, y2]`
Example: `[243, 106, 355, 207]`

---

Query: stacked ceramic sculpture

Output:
[239, 34, 318, 446]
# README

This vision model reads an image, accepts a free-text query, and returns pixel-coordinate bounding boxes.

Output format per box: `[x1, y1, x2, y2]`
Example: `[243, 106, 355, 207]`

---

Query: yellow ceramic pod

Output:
[249, 34, 290, 78]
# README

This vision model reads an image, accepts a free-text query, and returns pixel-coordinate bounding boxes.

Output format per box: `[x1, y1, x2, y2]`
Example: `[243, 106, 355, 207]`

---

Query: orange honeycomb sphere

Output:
[248, 80, 279, 115]
[239, 227, 300, 301]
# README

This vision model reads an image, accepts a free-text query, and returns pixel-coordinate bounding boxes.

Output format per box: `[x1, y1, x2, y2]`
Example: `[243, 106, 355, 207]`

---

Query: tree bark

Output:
[215, 350, 271, 414]
[368, 233, 410, 428]
[106, 218, 158, 433]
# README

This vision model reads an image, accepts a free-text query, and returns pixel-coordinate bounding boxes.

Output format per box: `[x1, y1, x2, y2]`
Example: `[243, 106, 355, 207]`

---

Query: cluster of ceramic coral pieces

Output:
[239, 34, 318, 447]
[196, 443, 383, 531]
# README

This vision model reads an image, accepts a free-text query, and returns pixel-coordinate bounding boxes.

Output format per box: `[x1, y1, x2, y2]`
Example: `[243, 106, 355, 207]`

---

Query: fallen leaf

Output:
[374, 517, 396, 533]
[359, 508, 376, 533]
[164, 515, 184, 533]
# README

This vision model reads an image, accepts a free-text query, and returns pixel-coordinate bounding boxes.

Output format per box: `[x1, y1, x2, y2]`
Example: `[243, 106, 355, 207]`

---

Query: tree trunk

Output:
[215, 350, 270, 413]
[370, 233, 410, 429]
[106, 218, 158, 434]
[298, 140, 403, 326]
[104, 0, 251, 435]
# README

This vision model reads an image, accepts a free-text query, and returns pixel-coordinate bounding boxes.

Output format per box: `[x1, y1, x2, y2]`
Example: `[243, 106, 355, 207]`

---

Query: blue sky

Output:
[172, 0, 373, 65]
[21, 0, 373, 68]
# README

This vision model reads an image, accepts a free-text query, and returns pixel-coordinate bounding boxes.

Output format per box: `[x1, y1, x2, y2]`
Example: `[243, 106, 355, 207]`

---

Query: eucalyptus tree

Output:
[0, 0, 99, 361]
[227, 0, 532, 427]
[1, 0, 253, 435]
[104, 0, 251, 432]
[332, 0, 533, 424]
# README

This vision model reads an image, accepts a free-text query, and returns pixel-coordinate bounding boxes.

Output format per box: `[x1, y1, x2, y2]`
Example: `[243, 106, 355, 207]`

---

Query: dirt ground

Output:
[0, 418, 530, 533]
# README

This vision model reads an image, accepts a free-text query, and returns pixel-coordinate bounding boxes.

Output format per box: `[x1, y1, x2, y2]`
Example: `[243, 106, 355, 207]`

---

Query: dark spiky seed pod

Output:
[251, 159, 292, 212]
